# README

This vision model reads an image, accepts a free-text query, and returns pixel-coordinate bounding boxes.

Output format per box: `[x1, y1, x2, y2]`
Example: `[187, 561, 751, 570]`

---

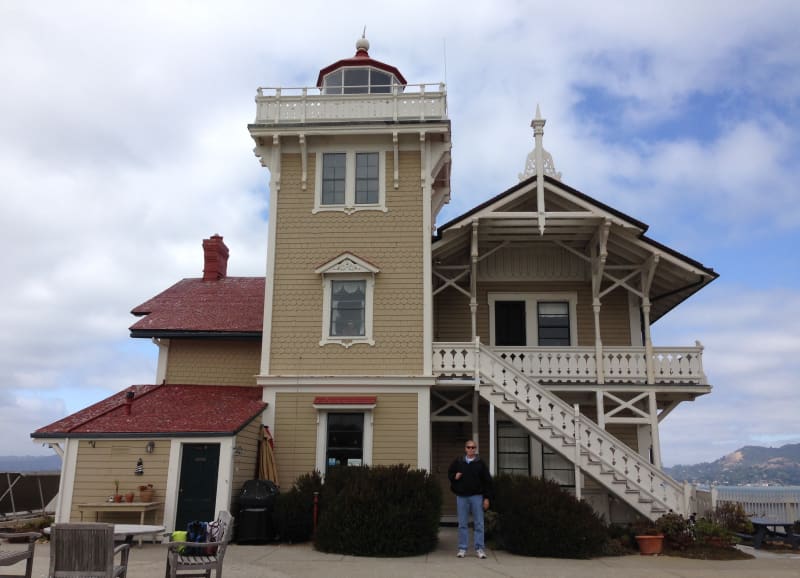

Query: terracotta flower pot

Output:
[113, 494, 123, 503]
[635, 534, 664, 555]
[139, 489, 154, 502]
[124, 492, 135, 503]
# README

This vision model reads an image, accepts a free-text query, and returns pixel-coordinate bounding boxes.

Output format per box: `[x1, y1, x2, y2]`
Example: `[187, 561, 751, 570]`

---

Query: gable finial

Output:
[518, 104, 562, 182]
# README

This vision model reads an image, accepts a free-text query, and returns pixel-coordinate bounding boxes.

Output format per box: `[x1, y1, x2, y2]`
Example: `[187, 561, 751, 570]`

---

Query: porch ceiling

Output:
[432, 178, 717, 322]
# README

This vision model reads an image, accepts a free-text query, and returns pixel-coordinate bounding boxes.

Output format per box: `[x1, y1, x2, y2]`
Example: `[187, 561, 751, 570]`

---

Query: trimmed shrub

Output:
[655, 512, 694, 551]
[491, 473, 607, 559]
[708, 503, 753, 535]
[272, 471, 322, 543]
[314, 464, 442, 556]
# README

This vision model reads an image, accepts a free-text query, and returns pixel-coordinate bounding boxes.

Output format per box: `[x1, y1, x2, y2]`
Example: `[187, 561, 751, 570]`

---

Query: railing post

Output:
[301, 87, 307, 123]
[274, 88, 281, 123]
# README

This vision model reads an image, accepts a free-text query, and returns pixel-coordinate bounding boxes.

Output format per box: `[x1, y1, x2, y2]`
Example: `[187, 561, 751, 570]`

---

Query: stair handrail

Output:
[477, 343, 686, 515]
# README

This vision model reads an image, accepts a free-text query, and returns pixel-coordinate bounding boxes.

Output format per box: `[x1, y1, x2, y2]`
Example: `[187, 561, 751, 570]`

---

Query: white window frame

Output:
[313, 150, 388, 214]
[316, 253, 379, 348]
[488, 292, 578, 347]
[313, 404, 375, 475]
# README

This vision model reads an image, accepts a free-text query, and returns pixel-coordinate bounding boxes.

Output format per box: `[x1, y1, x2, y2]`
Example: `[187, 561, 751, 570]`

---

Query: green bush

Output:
[694, 518, 733, 547]
[314, 464, 442, 556]
[491, 474, 607, 559]
[272, 471, 323, 543]
[655, 512, 694, 550]
[708, 503, 753, 535]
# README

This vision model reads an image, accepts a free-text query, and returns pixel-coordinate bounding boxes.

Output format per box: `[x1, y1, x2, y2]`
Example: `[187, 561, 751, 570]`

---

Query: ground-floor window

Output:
[497, 422, 530, 475]
[542, 446, 575, 487]
[325, 412, 364, 468]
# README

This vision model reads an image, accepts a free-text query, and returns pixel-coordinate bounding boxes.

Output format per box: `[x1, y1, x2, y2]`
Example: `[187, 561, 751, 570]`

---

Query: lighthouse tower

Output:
[249, 37, 451, 481]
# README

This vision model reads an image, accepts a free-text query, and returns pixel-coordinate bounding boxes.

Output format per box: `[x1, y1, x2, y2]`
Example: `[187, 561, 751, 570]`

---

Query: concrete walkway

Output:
[5, 527, 799, 577]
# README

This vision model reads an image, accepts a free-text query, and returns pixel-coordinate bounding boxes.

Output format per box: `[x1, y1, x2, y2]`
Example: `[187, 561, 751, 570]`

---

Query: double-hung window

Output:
[315, 151, 386, 213]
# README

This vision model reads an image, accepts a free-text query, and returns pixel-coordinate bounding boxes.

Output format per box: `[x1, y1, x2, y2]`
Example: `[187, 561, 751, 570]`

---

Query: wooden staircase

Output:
[474, 345, 688, 520]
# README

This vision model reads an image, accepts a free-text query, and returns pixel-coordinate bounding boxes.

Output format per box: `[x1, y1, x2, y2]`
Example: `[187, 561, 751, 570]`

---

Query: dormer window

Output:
[322, 67, 399, 95]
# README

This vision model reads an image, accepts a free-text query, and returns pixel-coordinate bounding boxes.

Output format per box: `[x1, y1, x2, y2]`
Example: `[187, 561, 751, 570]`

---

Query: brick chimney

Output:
[203, 234, 229, 281]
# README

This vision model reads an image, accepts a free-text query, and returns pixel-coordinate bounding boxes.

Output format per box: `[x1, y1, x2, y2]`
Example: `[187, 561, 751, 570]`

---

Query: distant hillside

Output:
[0, 454, 61, 473]
[666, 443, 800, 486]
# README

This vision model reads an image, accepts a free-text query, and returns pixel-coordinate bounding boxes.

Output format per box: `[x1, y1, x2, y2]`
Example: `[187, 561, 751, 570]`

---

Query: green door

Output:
[175, 443, 220, 530]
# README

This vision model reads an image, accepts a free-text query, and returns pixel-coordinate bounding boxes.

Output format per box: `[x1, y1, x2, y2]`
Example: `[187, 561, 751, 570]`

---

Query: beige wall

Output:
[434, 281, 632, 346]
[70, 439, 169, 523]
[273, 392, 318, 489]
[269, 151, 425, 375]
[232, 418, 262, 493]
[166, 340, 260, 385]
[273, 391, 419, 489]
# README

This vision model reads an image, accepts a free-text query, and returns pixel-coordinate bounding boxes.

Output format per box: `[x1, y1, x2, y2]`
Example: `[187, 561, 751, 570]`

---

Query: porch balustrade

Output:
[432, 342, 706, 385]
[254, 83, 447, 124]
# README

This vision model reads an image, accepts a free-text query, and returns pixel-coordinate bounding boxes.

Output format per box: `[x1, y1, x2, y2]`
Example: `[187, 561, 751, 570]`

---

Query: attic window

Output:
[322, 67, 399, 95]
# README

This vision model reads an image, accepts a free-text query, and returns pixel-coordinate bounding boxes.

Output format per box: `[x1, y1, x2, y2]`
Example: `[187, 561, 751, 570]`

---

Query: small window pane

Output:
[331, 280, 365, 337]
[323, 70, 343, 95]
[343, 68, 369, 94]
[322, 153, 346, 205]
[355, 153, 379, 204]
[538, 301, 570, 346]
[370, 70, 391, 93]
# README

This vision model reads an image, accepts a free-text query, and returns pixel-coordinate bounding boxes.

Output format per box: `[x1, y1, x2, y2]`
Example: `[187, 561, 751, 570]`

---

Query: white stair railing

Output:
[476, 344, 686, 517]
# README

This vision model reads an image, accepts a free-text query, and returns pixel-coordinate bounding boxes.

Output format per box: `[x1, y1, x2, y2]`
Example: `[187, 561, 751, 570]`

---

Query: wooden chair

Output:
[48, 523, 130, 578]
[165, 511, 233, 578]
[0, 532, 40, 578]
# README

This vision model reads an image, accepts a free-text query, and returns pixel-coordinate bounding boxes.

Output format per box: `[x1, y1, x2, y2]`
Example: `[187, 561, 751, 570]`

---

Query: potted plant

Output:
[138, 483, 154, 502]
[113, 480, 123, 503]
[633, 519, 664, 555]
[124, 490, 135, 503]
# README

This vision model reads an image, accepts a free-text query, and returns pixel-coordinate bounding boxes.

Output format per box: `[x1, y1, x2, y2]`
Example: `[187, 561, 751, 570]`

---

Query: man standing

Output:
[448, 439, 493, 559]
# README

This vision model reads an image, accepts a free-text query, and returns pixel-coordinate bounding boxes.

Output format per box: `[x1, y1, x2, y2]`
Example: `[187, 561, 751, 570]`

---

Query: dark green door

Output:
[175, 443, 220, 530]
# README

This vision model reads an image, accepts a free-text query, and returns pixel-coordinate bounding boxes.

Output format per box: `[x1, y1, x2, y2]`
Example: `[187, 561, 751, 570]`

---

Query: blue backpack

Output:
[185, 521, 208, 555]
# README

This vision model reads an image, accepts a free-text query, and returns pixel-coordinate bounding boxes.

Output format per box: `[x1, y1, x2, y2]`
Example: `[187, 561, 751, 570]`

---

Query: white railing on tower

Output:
[254, 83, 448, 124]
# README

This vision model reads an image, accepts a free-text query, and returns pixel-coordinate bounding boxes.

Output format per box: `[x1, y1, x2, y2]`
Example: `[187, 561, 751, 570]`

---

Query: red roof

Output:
[33, 384, 266, 437]
[313, 396, 377, 406]
[130, 277, 265, 335]
[315, 45, 406, 88]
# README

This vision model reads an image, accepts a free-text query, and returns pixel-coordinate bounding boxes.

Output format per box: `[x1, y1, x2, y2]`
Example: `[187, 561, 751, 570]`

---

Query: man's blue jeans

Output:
[456, 494, 485, 551]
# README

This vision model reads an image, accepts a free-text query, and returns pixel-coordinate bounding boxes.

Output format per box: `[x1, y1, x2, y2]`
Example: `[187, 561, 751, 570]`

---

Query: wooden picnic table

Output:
[750, 517, 798, 549]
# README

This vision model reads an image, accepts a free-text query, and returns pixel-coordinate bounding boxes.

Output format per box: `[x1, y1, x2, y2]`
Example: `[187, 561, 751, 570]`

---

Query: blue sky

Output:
[1, 1, 798, 466]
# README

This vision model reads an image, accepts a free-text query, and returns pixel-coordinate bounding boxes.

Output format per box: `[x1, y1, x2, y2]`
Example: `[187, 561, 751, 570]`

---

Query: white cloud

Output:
[1, 1, 799, 467]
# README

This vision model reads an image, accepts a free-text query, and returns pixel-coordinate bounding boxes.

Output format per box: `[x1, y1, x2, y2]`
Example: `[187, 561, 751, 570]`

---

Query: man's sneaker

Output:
[456, 549, 466, 558]
[476, 548, 487, 559]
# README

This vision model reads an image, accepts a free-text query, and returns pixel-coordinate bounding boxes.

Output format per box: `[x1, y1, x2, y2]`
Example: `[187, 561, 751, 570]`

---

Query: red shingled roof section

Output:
[34, 384, 266, 436]
[313, 396, 377, 405]
[130, 277, 265, 333]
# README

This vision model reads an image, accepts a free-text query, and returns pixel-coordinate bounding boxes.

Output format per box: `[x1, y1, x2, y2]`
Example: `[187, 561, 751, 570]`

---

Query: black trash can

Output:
[236, 479, 279, 544]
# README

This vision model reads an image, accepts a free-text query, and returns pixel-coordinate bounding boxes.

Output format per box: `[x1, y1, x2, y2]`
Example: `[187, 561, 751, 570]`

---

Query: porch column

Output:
[642, 297, 655, 385]
[489, 404, 496, 475]
[590, 242, 605, 385]
[648, 391, 662, 467]
[472, 390, 480, 448]
[470, 219, 478, 340]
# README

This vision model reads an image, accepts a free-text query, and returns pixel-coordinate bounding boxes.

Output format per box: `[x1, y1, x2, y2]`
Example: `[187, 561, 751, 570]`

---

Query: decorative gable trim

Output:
[315, 252, 380, 275]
